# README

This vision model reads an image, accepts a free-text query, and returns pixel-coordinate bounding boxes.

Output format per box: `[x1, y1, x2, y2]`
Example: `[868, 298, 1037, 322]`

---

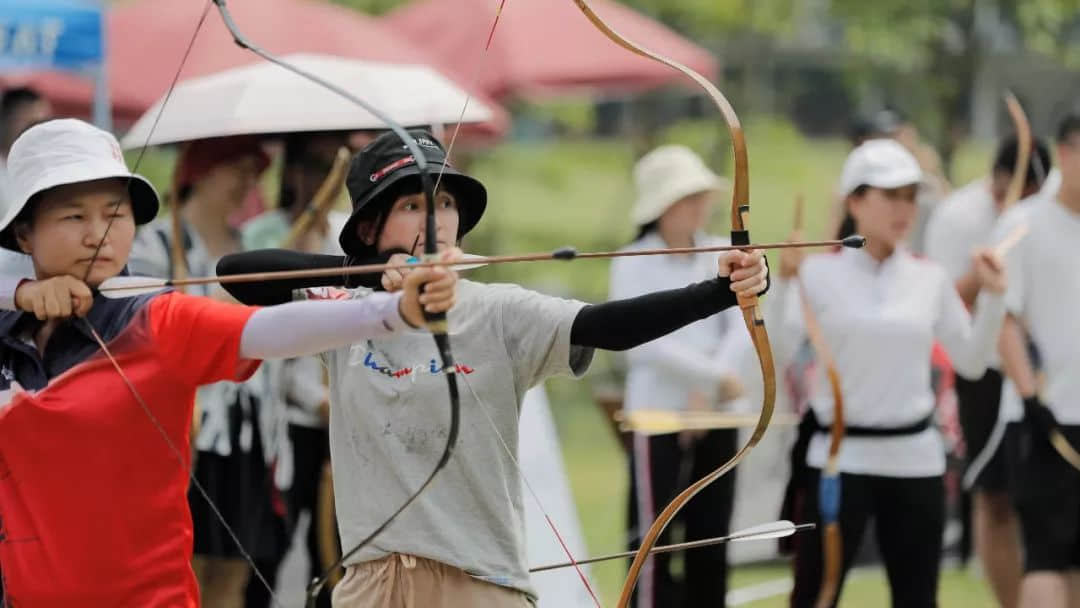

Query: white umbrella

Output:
[120, 53, 497, 148]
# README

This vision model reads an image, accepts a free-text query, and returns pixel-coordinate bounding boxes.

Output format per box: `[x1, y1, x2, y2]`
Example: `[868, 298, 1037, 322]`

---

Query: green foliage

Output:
[620, 0, 797, 38]
[328, 0, 406, 15]
[1016, 0, 1080, 64]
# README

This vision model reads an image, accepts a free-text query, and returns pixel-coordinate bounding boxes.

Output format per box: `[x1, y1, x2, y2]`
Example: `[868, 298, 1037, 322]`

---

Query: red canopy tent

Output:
[384, 0, 719, 100]
[2, 0, 506, 133]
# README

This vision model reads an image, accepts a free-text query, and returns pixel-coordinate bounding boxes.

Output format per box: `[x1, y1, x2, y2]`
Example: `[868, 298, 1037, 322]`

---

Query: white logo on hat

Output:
[106, 136, 123, 162]
[401, 137, 440, 151]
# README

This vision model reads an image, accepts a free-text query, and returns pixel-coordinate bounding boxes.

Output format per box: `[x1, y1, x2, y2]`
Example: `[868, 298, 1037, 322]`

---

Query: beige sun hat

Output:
[631, 145, 729, 225]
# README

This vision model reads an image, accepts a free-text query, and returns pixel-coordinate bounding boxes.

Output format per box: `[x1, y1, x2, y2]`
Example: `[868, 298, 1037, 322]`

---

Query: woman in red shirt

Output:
[0, 118, 458, 607]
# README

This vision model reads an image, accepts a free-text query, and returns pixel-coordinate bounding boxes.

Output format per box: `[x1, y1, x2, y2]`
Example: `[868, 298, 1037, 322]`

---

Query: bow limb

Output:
[791, 197, 846, 607]
[568, 3, 776, 606]
[79, 1, 455, 603]
[797, 278, 845, 608]
[1002, 92, 1032, 212]
[203, 3, 463, 601]
[427, 5, 605, 604]
[1000, 94, 1080, 472]
[77, 1, 286, 604]
[280, 146, 351, 250]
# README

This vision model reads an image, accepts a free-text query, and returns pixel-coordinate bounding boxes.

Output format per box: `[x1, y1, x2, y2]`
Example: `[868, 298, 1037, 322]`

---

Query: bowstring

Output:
[200, 3, 463, 601]
[435, 3, 599, 602]
[85, 325, 282, 606]
[433, 0, 508, 193]
[76, 1, 284, 604]
[459, 374, 602, 607]
[82, 0, 212, 282]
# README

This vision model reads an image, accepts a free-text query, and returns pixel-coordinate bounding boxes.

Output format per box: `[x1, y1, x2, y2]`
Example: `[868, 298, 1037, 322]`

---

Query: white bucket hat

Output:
[0, 118, 159, 251]
[838, 138, 923, 198]
[631, 145, 729, 226]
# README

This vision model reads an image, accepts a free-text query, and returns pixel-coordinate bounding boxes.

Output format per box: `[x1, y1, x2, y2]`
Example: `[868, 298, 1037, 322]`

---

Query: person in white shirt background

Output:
[997, 113, 1080, 608]
[924, 134, 1051, 608]
[240, 131, 364, 608]
[0, 87, 51, 278]
[774, 138, 1008, 608]
[128, 135, 279, 608]
[608, 145, 754, 608]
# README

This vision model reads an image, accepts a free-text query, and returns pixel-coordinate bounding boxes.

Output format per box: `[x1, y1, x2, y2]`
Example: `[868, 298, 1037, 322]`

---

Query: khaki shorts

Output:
[332, 554, 533, 608]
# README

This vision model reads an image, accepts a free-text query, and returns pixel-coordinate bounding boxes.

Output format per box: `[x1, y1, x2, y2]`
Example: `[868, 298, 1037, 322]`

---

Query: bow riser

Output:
[573, 3, 778, 604]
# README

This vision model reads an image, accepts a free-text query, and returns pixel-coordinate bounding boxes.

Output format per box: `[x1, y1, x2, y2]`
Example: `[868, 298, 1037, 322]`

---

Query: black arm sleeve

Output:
[216, 250, 388, 306]
[570, 277, 740, 351]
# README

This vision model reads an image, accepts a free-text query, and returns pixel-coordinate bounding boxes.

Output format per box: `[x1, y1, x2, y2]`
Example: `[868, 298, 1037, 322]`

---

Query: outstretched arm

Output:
[217, 250, 386, 305]
[238, 251, 461, 359]
[572, 250, 768, 351]
[935, 250, 1007, 379]
[238, 291, 407, 358]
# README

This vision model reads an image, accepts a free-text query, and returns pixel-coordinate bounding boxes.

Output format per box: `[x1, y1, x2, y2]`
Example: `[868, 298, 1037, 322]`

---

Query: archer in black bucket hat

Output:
[339, 129, 486, 257]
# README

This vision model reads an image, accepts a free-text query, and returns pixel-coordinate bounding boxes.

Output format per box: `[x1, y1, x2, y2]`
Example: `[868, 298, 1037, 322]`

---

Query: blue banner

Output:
[0, 0, 103, 72]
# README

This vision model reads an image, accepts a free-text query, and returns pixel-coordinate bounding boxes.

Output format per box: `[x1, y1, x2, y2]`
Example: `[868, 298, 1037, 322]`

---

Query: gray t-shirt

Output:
[298, 280, 592, 600]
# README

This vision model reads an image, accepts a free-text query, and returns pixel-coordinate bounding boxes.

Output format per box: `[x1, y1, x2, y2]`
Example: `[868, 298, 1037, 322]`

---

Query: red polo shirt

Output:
[0, 292, 259, 607]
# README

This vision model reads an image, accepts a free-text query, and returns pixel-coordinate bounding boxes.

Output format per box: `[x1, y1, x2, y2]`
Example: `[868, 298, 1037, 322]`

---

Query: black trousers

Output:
[790, 468, 944, 608]
[245, 424, 333, 608]
[627, 429, 737, 608]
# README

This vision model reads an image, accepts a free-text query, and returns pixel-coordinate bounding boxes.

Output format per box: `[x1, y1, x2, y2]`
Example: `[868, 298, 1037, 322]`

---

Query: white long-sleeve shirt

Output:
[925, 178, 998, 282]
[924, 178, 1002, 369]
[768, 247, 1006, 477]
[608, 232, 757, 415]
[240, 210, 347, 428]
[987, 196, 1041, 424]
[1000, 194, 1080, 424]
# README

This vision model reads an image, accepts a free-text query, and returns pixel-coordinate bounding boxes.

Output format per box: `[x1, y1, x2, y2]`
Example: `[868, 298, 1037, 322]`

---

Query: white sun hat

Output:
[0, 119, 159, 251]
[838, 138, 923, 198]
[631, 145, 729, 226]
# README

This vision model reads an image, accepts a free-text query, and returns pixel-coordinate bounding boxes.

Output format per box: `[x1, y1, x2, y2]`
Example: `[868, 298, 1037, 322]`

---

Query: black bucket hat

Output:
[339, 129, 487, 256]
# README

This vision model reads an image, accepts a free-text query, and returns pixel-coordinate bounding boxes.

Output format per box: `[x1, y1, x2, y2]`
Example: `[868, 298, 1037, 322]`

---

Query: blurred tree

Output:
[623, 0, 1080, 171]
[328, 0, 1080, 169]
[330, 0, 407, 15]
[830, 0, 1080, 171]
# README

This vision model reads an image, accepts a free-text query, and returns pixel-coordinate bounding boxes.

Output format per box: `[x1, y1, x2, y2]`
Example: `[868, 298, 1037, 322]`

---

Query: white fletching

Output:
[450, 254, 488, 271]
[727, 520, 797, 542]
[98, 276, 171, 298]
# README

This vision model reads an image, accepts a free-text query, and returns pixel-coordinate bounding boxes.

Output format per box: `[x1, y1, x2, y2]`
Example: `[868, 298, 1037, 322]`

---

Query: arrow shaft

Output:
[529, 523, 814, 573]
[101, 239, 856, 294]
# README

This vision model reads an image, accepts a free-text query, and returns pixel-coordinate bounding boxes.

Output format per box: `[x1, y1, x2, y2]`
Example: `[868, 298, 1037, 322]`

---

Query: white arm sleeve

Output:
[0, 276, 26, 310]
[239, 291, 409, 359]
[935, 279, 1007, 380]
